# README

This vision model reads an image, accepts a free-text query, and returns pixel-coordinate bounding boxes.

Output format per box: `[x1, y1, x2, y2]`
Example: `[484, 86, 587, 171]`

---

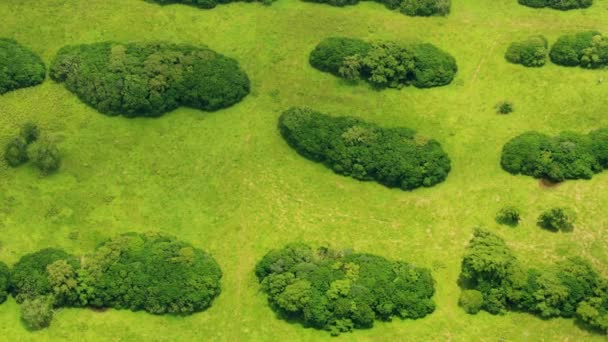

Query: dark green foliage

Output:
[20, 296, 54, 331]
[496, 101, 513, 114]
[303, 0, 450, 16]
[501, 130, 608, 182]
[495, 206, 520, 226]
[279, 107, 451, 190]
[148, 0, 274, 9]
[549, 31, 608, 68]
[10, 248, 80, 303]
[505, 36, 548, 67]
[310, 37, 457, 89]
[29, 141, 61, 175]
[20, 122, 39, 144]
[537, 207, 576, 232]
[518, 0, 592, 10]
[3, 137, 29, 167]
[459, 229, 607, 335]
[0, 262, 10, 304]
[459, 289, 483, 314]
[256, 243, 436, 335]
[50, 42, 250, 117]
[0, 38, 46, 95]
[79, 232, 222, 315]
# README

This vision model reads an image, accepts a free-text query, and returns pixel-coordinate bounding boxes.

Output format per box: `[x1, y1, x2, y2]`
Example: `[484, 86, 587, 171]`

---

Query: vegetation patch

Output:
[50, 41, 250, 117]
[550, 31, 608, 68]
[0, 38, 45, 95]
[147, 0, 274, 9]
[518, 0, 592, 10]
[279, 107, 451, 190]
[255, 243, 436, 336]
[537, 207, 576, 232]
[459, 229, 608, 334]
[8, 232, 222, 330]
[500, 129, 608, 182]
[505, 35, 548, 67]
[309, 37, 457, 89]
[302, 0, 450, 16]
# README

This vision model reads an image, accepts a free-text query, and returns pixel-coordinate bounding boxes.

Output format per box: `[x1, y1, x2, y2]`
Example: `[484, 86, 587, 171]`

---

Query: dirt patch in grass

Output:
[539, 179, 561, 189]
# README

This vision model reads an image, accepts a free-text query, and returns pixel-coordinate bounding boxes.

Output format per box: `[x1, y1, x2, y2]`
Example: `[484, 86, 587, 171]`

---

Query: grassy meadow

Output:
[1, 0, 608, 340]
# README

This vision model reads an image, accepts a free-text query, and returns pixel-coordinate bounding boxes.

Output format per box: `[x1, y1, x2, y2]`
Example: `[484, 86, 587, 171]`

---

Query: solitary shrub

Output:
[256, 243, 436, 335]
[279, 107, 451, 190]
[0, 38, 46, 95]
[50, 42, 250, 117]
[496, 206, 520, 226]
[148, 0, 274, 9]
[20, 296, 54, 331]
[501, 130, 608, 182]
[537, 207, 576, 232]
[310, 37, 457, 89]
[505, 36, 548, 67]
[0, 262, 9, 304]
[496, 101, 513, 114]
[20, 122, 39, 144]
[518, 0, 592, 10]
[303, 0, 450, 16]
[459, 289, 484, 314]
[3, 137, 29, 167]
[29, 141, 61, 175]
[549, 31, 608, 68]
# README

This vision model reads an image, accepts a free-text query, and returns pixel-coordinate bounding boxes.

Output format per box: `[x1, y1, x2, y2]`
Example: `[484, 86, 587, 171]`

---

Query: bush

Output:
[148, 0, 275, 9]
[20, 296, 54, 331]
[303, 0, 450, 16]
[0, 38, 46, 95]
[29, 141, 61, 175]
[20, 122, 39, 144]
[501, 130, 606, 182]
[549, 31, 607, 68]
[0, 262, 9, 304]
[3, 137, 29, 167]
[256, 243, 436, 335]
[310, 37, 457, 89]
[50, 42, 250, 117]
[459, 289, 484, 314]
[496, 206, 520, 226]
[537, 207, 576, 232]
[518, 0, 592, 10]
[279, 107, 451, 190]
[496, 101, 513, 114]
[505, 35, 548, 67]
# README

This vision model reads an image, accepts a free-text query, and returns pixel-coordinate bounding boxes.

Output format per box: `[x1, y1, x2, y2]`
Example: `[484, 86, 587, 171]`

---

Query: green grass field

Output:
[1, 0, 608, 340]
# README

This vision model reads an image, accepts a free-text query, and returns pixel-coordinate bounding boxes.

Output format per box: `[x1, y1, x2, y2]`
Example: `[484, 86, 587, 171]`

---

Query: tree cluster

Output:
[500, 129, 608, 182]
[537, 207, 576, 232]
[309, 37, 457, 89]
[50, 42, 250, 117]
[148, 0, 275, 9]
[303, 0, 450, 16]
[0, 38, 46, 95]
[3, 123, 61, 175]
[550, 31, 608, 68]
[505, 35, 548, 67]
[279, 107, 451, 190]
[256, 243, 436, 335]
[459, 229, 608, 334]
[0, 262, 9, 304]
[518, 0, 592, 10]
[7, 232, 222, 330]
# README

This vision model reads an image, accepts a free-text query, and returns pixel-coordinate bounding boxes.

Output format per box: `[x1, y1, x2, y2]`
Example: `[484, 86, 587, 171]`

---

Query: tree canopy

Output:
[0, 38, 46, 95]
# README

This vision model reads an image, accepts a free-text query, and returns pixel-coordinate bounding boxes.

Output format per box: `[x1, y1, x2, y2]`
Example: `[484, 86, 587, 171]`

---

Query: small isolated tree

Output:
[20, 296, 54, 331]
[459, 289, 484, 314]
[3, 137, 29, 167]
[20, 122, 39, 144]
[496, 206, 521, 226]
[496, 101, 513, 114]
[29, 142, 61, 175]
[537, 207, 576, 232]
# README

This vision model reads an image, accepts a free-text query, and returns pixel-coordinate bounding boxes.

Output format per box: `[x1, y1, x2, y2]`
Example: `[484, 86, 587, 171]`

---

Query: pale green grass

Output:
[1, 0, 608, 340]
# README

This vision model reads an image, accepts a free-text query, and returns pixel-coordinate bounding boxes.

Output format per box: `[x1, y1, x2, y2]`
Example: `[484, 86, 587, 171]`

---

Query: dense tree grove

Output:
[518, 0, 592, 10]
[6, 232, 222, 329]
[50, 42, 250, 117]
[279, 107, 451, 190]
[310, 37, 457, 89]
[0, 38, 46, 95]
[303, 0, 450, 16]
[500, 129, 608, 182]
[148, 0, 274, 8]
[550, 31, 608, 68]
[505, 36, 548, 67]
[256, 243, 436, 335]
[459, 229, 608, 334]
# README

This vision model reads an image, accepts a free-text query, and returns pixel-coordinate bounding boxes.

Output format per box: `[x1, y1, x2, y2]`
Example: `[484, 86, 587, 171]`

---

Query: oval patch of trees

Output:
[279, 107, 451, 190]
[0, 38, 46, 95]
[50, 41, 250, 117]
[518, 0, 592, 10]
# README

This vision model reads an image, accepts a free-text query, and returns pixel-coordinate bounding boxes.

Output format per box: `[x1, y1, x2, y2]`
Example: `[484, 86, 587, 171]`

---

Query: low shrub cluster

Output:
[310, 37, 457, 89]
[500, 129, 608, 182]
[518, 0, 592, 10]
[496, 101, 513, 114]
[537, 207, 576, 232]
[495, 206, 520, 226]
[550, 31, 608, 68]
[7, 232, 222, 330]
[505, 35, 548, 67]
[50, 41, 250, 117]
[459, 229, 608, 334]
[0, 38, 46, 95]
[279, 107, 451, 190]
[256, 243, 436, 335]
[303, 0, 450, 16]
[148, 0, 275, 9]
[3, 123, 60, 175]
